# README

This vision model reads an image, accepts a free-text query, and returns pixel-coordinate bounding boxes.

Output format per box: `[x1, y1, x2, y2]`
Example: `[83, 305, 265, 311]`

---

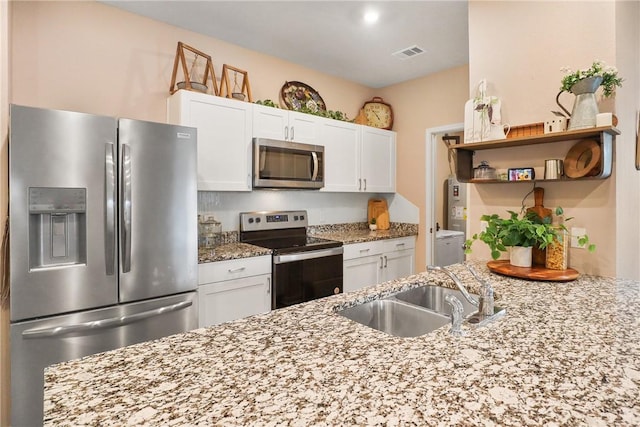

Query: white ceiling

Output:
[102, 1, 469, 88]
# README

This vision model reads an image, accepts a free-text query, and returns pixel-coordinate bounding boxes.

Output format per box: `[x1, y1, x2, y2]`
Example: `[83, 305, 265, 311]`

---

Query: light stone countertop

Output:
[44, 262, 640, 426]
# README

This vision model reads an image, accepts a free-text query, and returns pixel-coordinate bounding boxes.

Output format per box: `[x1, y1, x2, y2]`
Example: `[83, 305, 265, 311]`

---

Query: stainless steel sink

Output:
[393, 285, 478, 317]
[338, 284, 506, 337]
[338, 298, 450, 337]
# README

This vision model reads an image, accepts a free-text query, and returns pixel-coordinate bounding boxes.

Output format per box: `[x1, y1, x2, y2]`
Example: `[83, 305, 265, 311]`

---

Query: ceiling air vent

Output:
[392, 45, 425, 60]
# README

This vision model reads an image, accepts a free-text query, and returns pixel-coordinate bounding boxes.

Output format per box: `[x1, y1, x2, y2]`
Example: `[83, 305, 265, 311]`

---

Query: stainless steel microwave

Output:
[253, 138, 324, 189]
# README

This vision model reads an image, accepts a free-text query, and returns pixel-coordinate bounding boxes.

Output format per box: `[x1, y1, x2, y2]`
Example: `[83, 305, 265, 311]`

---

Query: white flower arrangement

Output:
[560, 60, 623, 97]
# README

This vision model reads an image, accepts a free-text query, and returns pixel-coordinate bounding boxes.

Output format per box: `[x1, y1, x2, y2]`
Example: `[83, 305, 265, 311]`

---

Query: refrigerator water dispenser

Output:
[28, 187, 87, 269]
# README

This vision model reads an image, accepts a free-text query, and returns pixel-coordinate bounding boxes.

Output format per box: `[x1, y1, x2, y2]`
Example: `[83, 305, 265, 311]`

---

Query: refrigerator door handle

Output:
[121, 143, 132, 273]
[21, 300, 193, 339]
[105, 142, 116, 275]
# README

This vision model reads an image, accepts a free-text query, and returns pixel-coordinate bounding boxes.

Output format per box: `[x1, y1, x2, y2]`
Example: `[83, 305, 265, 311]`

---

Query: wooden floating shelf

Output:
[451, 126, 620, 183]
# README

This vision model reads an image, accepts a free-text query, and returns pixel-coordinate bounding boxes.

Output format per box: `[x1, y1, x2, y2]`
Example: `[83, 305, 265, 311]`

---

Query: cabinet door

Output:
[168, 91, 252, 191]
[320, 118, 361, 192]
[288, 110, 320, 144]
[383, 249, 415, 282]
[360, 127, 396, 192]
[343, 255, 382, 293]
[252, 104, 288, 140]
[198, 274, 271, 328]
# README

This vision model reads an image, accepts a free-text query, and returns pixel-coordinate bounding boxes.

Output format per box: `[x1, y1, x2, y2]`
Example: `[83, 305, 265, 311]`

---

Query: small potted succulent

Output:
[369, 217, 377, 231]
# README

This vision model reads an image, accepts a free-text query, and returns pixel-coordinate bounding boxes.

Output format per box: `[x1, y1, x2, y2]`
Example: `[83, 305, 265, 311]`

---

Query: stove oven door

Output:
[272, 247, 343, 309]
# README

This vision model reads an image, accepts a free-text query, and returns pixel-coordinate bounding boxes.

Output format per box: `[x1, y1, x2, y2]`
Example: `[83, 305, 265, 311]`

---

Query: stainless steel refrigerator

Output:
[8, 105, 199, 426]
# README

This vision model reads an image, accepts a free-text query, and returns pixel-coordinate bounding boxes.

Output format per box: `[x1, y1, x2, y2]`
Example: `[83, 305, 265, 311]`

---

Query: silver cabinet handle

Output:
[290, 126, 295, 141]
[359, 248, 370, 253]
[284, 126, 289, 141]
[311, 152, 319, 181]
[267, 277, 271, 295]
[247, 173, 252, 189]
[359, 178, 362, 191]
[364, 178, 367, 191]
[384, 255, 388, 268]
[379, 256, 383, 269]
[22, 301, 193, 339]
[396, 243, 406, 248]
[228, 266, 246, 273]
[121, 143, 132, 273]
[105, 142, 116, 275]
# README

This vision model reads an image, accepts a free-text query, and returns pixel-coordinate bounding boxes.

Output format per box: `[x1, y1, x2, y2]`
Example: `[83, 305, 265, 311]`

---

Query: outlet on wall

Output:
[480, 220, 488, 233]
[571, 227, 587, 248]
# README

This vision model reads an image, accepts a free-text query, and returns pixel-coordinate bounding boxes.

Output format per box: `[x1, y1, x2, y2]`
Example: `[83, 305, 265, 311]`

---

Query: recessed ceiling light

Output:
[364, 10, 379, 24]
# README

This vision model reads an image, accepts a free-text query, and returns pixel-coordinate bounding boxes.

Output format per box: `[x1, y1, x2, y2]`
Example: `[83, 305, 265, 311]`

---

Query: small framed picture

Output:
[508, 167, 535, 181]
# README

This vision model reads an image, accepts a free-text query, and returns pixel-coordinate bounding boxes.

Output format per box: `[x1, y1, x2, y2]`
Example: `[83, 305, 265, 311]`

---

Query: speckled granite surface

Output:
[198, 242, 271, 263]
[309, 222, 418, 244]
[44, 261, 640, 426]
[199, 222, 418, 263]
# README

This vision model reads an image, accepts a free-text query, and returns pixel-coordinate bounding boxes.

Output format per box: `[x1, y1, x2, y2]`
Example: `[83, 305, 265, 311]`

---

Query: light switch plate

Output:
[571, 227, 587, 248]
[480, 220, 488, 233]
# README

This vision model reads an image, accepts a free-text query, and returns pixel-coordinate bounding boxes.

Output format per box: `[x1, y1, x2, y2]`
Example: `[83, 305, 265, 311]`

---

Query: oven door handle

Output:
[273, 247, 343, 264]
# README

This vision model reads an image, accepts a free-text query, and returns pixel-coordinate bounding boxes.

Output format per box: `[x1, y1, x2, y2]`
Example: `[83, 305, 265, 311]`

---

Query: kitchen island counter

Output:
[44, 262, 640, 426]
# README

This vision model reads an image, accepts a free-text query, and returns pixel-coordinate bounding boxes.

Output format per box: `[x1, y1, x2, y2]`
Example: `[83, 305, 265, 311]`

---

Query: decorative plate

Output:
[280, 81, 326, 112]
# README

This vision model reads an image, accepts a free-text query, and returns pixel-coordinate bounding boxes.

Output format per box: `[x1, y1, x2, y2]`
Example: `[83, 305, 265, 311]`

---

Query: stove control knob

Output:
[294, 215, 299, 221]
[248, 218, 254, 224]
[300, 215, 305, 220]
[256, 218, 261, 223]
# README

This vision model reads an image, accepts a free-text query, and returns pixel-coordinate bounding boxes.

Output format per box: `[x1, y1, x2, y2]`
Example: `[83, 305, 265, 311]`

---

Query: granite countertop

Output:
[44, 262, 640, 426]
[198, 222, 418, 264]
[199, 242, 271, 264]
[309, 222, 418, 244]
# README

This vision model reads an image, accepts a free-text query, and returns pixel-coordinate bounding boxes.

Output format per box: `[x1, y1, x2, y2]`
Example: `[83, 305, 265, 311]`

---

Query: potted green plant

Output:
[465, 210, 559, 267]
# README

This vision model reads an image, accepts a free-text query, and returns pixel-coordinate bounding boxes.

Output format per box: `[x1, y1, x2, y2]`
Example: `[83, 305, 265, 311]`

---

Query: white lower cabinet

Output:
[343, 237, 416, 293]
[198, 256, 271, 328]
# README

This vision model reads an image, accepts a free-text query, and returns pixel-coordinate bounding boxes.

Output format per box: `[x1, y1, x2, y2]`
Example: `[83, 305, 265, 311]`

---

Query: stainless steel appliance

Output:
[445, 176, 467, 234]
[239, 210, 342, 308]
[253, 138, 324, 189]
[9, 105, 198, 426]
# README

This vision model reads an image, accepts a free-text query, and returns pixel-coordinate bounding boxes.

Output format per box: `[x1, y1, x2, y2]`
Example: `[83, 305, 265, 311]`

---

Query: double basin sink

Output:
[338, 285, 504, 337]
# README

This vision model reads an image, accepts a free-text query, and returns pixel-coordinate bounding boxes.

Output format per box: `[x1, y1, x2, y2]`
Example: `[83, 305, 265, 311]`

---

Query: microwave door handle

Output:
[311, 152, 319, 181]
[105, 142, 116, 275]
[121, 143, 132, 273]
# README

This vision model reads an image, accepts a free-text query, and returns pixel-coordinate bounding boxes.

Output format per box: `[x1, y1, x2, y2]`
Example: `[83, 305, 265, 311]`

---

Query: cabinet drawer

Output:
[198, 256, 271, 285]
[383, 236, 416, 253]
[343, 241, 384, 260]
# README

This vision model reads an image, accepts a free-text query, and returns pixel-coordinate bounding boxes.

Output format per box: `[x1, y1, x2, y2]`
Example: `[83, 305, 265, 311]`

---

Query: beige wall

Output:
[10, 1, 374, 121]
[614, 0, 640, 279]
[377, 66, 469, 271]
[466, 1, 631, 277]
[1, 0, 10, 424]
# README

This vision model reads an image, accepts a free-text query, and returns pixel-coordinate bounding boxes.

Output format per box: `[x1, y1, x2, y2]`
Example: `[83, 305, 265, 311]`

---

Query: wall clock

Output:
[362, 97, 393, 130]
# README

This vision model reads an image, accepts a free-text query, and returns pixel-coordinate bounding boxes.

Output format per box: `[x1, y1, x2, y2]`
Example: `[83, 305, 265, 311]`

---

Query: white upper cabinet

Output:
[323, 122, 396, 193]
[360, 127, 396, 193]
[167, 90, 252, 191]
[252, 104, 320, 144]
[320, 117, 361, 192]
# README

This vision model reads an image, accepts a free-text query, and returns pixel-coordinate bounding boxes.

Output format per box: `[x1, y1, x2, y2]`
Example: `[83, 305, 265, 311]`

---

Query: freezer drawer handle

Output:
[21, 300, 192, 339]
[105, 142, 116, 275]
[121, 143, 132, 273]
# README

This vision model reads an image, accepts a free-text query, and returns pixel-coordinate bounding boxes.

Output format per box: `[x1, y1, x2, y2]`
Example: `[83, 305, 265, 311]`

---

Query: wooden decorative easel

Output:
[219, 64, 252, 102]
[170, 42, 218, 95]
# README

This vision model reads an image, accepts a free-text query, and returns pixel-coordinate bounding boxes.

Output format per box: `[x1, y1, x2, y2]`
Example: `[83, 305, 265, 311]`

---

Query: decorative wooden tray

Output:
[487, 260, 579, 282]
